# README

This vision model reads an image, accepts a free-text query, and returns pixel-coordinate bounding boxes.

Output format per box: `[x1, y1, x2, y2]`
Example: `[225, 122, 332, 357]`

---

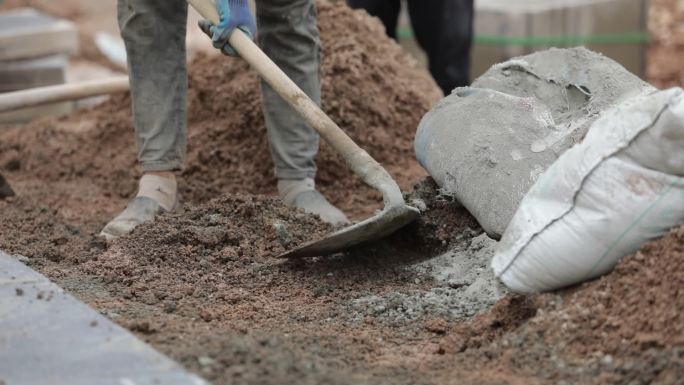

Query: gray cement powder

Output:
[350, 233, 507, 325]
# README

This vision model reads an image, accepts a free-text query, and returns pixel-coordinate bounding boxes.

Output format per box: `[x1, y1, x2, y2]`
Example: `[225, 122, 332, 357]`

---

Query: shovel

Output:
[188, 0, 420, 258]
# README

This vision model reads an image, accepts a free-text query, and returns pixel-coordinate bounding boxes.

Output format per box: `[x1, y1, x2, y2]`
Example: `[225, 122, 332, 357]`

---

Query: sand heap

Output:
[0, 1, 440, 219]
[648, 0, 684, 88]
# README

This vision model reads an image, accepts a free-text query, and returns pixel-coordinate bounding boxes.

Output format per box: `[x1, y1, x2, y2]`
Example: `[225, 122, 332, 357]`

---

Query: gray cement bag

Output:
[492, 88, 684, 293]
[415, 47, 653, 238]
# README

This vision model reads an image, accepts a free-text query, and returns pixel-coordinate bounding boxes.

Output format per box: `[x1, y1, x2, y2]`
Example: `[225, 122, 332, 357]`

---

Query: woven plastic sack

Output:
[492, 88, 684, 293]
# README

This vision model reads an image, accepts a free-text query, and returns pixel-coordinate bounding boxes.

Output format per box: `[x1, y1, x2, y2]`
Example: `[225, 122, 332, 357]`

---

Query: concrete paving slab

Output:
[0, 8, 79, 61]
[0, 251, 210, 385]
[0, 55, 67, 93]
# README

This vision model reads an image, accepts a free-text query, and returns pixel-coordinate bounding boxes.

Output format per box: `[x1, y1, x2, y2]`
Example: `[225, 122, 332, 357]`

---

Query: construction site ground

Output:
[1, 1, 683, 384]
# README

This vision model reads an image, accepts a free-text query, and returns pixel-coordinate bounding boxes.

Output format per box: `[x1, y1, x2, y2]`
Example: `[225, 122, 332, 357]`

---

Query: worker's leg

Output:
[256, 0, 348, 224]
[407, 0, 474, 94]
[347, 0, 401, 39]
[256, 0, 320, 182]
[119, 0, 188, 172]
[101, 0, 187, 240]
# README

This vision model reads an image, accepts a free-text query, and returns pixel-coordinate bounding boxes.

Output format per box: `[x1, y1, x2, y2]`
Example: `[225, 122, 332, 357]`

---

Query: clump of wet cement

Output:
[351, 233, 507, 325]
[343, 179, 502, 326]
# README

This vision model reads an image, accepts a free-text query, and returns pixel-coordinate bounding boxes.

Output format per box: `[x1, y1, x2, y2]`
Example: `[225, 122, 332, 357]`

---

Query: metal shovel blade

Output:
[278, 203, 420, 259]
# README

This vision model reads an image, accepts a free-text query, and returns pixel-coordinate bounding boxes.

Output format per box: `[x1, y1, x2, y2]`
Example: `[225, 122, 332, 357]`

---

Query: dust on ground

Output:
[0, 1, 683, 384]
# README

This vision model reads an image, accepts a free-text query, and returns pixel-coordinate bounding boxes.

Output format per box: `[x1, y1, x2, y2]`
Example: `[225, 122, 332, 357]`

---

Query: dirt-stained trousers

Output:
[118, 0, 321, 180]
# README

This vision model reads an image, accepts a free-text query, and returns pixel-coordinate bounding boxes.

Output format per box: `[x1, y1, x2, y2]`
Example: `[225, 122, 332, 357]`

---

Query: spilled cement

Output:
[415, 47, 655, 238]
[350, 233, 507, 325]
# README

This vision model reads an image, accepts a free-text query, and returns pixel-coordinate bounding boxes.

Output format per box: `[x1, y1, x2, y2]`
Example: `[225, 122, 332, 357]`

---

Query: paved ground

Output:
[0, 251, 209, 385]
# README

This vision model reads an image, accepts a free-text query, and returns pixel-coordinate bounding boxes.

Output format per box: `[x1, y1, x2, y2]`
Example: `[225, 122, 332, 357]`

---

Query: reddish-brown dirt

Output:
[1, 1, 683, 384]
[428, 226, 684, 385]
[648, 0, 684, 88]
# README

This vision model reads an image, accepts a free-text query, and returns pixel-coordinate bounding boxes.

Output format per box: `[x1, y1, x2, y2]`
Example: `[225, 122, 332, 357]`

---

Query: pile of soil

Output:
[83, 194, 333, 308]
[77, 180, 482, 385]
[648, 0, 684, 88]
[541, 226, 684, 359]
[0, 1, 441, 220]
[429, 225, 684, 385]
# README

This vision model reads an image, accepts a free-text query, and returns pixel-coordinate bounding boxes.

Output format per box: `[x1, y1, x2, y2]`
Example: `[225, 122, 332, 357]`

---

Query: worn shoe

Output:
[99, 197, 169, 241]
[278, 178, 350, 225]
[99, 174, 178, 241]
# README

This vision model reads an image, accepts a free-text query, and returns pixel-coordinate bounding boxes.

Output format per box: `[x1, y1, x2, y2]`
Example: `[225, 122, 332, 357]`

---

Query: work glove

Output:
[198, 0, 257, 57]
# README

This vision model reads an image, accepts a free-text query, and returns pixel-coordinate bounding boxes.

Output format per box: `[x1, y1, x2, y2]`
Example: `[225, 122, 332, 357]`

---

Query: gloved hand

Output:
[198, 0, 257, 56]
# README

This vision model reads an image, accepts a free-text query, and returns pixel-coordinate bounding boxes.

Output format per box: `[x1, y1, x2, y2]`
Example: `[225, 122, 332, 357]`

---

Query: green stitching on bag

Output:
[585, 182, 677, 278]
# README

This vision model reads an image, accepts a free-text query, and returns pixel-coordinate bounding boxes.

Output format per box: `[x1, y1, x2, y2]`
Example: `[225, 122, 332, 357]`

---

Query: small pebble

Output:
[163, 300, 178, 313]
[273, 222, 292, 246]
[601, 355, 614, 366]
[197, 356, 215, 367]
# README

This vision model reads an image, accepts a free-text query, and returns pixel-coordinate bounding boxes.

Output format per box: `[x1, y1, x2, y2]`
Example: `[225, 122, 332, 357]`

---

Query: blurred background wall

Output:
[392, 0, 649, 79]
[1, 0, 683, 91]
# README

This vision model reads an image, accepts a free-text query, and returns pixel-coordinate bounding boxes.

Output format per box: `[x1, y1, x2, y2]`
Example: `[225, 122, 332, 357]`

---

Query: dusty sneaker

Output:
[99, 174, 178, 241]
[278, 178, 349, 225]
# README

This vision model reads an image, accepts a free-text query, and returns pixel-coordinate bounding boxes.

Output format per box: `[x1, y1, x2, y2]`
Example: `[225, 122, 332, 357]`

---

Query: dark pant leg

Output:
[118, 0, 188, 172]
[407, 0, 474, 94]
[256, 0, 321, 180]
[347, 0, 401, 39]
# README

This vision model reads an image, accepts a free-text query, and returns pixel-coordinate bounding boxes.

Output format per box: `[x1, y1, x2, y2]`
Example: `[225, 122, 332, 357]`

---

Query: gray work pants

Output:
[118, 0, 321, 180]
